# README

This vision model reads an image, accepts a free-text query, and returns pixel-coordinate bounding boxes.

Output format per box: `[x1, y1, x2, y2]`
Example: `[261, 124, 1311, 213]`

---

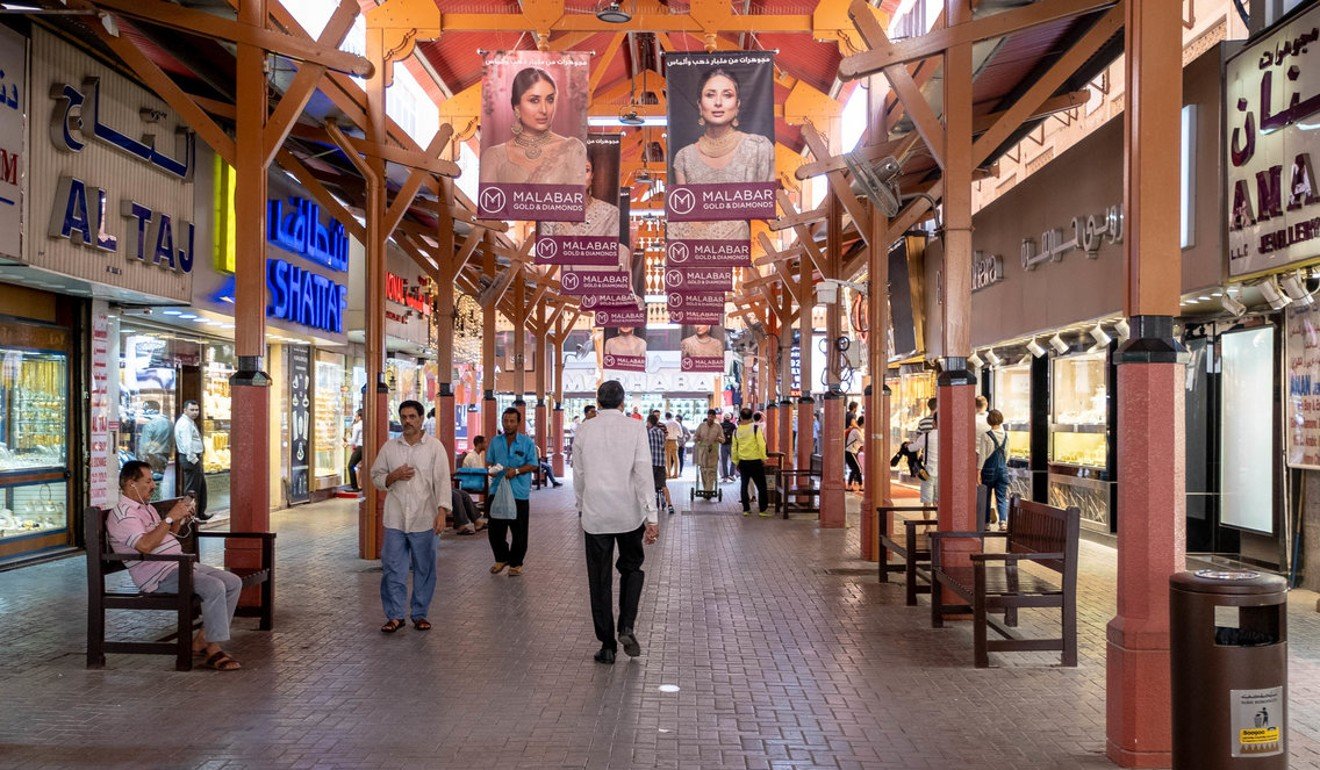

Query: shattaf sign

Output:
[594, 308, 647, 327]
[665, 238, 750, 268]
[559, 268, 633, 296]
[664, 267, 734, 293]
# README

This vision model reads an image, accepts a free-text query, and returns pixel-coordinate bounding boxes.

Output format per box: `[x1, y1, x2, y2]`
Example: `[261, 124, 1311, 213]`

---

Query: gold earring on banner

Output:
[733, 118, 739, 128]
[511, 120, 523, 136]
[697, 117, 705, 127]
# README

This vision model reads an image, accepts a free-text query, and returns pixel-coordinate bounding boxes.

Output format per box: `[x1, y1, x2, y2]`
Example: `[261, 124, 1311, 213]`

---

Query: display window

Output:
[991, 364, 1032, 463]
[314, 351, 346, 481]
[0, 321, 73, 553]
[1049, 352, 1108, 468]
[118, 330, 192, 498]
[202, 343, 234, 474]
[888, 369, 936, 453]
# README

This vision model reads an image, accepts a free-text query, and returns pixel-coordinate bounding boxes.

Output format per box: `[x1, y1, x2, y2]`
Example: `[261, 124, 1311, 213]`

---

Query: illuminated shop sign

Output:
[212, 258, 348, 335]
[386, 272, 431, 316]
[267, 196, 349, 272]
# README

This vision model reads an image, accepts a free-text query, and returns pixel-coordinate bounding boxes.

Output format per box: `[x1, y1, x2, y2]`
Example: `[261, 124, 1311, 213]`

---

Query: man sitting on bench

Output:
[106, 461, 243, 671]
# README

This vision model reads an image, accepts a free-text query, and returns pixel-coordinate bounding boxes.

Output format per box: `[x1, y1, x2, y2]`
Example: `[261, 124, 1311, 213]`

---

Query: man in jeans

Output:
[647, 413, 676, 516]
[573, 380, 660, 664]
[720, 413, 737, 481]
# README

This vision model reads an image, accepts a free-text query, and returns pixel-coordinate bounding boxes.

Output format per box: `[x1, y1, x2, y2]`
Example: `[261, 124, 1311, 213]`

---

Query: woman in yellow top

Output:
[480, 67, 587, 188]
[730, 407, 769, 517]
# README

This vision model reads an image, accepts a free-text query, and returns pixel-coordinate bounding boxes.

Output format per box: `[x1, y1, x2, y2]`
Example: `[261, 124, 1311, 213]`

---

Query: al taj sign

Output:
[1226, 4, 1320, 278]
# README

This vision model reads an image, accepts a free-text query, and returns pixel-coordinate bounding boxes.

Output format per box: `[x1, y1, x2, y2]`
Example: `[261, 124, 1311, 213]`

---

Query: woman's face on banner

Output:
[699, 74, 740, 128]
[582, 159, 595, 187]
[515, 79, 557, 133]
[695, 325, 711, 335]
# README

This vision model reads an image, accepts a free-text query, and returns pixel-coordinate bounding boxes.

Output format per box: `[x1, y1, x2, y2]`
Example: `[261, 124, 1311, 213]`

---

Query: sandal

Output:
[380, 618, 406, 634]
[202, 650, 241, 671]
[412, 618, 432, 631]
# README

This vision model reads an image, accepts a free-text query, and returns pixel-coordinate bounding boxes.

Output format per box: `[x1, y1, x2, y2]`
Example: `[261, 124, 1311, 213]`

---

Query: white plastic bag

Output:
[489, 477, 517, 520]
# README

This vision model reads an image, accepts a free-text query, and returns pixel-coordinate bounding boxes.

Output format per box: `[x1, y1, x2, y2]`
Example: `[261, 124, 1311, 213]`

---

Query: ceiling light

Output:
[1049, 334, 1069, 355]
[1259, 276, 1292, 310]
[1026, 338, 1046, 358]
[1280, 272, 1314, 306]
[984, 349, 1001, 367]
[1089, 324, 1112, 348]
[1220, 293, 1247, 317]
[595, 1, 631, 23]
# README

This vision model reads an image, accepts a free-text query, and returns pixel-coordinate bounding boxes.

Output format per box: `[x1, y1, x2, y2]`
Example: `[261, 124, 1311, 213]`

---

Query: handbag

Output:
[489, 478, 517, 520]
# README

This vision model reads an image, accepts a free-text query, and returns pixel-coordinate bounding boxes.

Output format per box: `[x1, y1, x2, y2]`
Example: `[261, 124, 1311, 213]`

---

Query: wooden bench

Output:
[929, 498, 1080, 668]
[86, 497, 275, 671]
[877, 487, 991, 605]
[776, 454, 823, 518]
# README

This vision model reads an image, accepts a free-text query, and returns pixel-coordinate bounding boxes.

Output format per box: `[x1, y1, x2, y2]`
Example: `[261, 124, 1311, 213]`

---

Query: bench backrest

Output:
[85, 498, 185, 577]
[1007, 498, 1080, 575]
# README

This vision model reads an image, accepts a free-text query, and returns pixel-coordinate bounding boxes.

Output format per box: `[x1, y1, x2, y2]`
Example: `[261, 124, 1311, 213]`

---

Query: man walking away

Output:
[574, 380, 660, 665]
[174, 400, 210, 520]
[346, 408, 364, 492]
[370, 400, 453, 633]
[694, 409, 724, 492]
[647, 413, 676, 516]
[731, 407, 770, 517]
[720, 413, 736, 481]
[662, 412, 682, 478]
[676, 414, 691, 475]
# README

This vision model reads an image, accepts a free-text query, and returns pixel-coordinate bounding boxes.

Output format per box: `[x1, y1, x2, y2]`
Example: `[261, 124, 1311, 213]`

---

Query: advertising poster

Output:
[478, 50, 590, 221]
[602, 326, 647, 372]
[667, 291, 725, 324]
[537, 133, 625, 266]
[1285, 301, 1320, 469]
[664, 232, 750, 268]
[680, 323, 727, 373]
[664, 50, 777, 223]
[664, 266, 734, 293]
[1225, 3, 1320, 277]
[288, 345, 311, 504]
[0, 25, 24, 262]
[561, 267, 634, 296]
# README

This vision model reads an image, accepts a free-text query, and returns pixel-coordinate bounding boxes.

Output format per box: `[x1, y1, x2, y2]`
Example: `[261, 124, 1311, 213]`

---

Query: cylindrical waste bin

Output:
[1171, 569, 1288, 769]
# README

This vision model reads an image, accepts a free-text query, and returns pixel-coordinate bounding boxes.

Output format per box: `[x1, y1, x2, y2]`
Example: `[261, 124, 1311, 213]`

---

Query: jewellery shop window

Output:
[1049, 352, 1109, 469]
[202, 344, 234, 474]
[0, 332, 72, 547]
[314, 351, 346, 481]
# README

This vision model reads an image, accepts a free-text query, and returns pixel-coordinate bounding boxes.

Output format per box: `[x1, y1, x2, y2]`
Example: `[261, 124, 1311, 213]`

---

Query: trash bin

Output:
[1170, 569, 1288, 769]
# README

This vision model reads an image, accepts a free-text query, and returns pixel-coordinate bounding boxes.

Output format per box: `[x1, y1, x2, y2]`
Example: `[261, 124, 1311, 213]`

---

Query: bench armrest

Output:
[929, 531, 1006, 568]
[103, 552, 198, 564]
[877, 504, 938, 513]
[196, 531, 276, 541]
[969, 551, 1065, 563]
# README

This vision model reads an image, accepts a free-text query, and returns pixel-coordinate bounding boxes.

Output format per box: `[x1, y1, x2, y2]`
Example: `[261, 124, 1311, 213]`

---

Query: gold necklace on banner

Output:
[697, 131, 741, 159]
[515, 130, 552, 159]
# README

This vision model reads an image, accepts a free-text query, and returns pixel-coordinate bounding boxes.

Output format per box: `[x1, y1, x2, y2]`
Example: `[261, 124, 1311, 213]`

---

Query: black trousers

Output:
[347, 447, 363, 490]
[179, 456, 209, 515]
[738, 459, 768, 512]
[584, 524, 646, 651]
[487, 498, 530, 566]
[845, 451, 863, 486]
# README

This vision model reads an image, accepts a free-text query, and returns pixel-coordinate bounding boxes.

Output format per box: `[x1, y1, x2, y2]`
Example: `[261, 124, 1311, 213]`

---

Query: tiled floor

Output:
[2, 472, 1319, 769]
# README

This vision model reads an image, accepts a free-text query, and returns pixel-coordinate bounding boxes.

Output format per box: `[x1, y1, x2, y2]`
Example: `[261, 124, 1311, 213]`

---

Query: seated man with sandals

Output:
[106, 460, 244, 671]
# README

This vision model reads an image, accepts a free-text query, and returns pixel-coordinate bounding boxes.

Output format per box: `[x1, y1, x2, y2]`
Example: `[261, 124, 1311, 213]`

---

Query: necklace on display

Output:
[515, 130, 551, 159]
[698, 130, 740, 159]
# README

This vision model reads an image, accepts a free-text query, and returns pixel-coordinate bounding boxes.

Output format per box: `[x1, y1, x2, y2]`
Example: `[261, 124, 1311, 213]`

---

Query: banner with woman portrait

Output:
[680, 324, 727, 373]
[664, 51, 777, 223]
[478, 51, 590, 221]
[602, 326, 648, 372]
[537, 133, 624, 265]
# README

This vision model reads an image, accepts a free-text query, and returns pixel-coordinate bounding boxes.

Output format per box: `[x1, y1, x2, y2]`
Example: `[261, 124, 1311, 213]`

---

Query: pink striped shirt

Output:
[105, 498, 184, 592]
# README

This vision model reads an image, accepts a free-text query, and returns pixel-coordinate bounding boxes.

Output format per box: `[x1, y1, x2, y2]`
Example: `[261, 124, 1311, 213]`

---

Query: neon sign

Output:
[211, 258, 348, 335]
[267, 196, 349, 272]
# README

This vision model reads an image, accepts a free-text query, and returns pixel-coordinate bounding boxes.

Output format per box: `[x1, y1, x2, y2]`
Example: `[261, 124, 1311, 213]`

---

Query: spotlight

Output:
[1089, 324, 1112, 348]
[984, 349, 1002, 367]
[595, 1, 631, 22]
[1259, 276, 1292, 310]
[1049, 334, 1069, 355]
[968, 351, 984, 370]
[1026, 338, 1047, 358]
[1115, 318, 1130, 340]
[1281, 272, 1314, 306]
[1018, 353, 1033, 366]
[1220, 293, 1247, 317]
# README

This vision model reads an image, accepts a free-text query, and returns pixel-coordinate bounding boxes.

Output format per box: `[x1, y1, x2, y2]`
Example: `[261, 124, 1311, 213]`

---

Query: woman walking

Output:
[844, 416, 864, 492]
[977, 409, 1011, 530]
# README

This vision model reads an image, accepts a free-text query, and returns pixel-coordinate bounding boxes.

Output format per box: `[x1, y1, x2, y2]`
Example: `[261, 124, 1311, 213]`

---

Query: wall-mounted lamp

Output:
[984, 349, 1002, 367]
[1281, 272, 1314, 306]
[1026, 338, 1047, 358]
[1220, 293, 1247, 317]
[1049, 334, 1069, 355]
[1259, 276, 1292, 310]
[968, 351, 984, 369]
[1089, 324, 1112, 348]
[1114, 318, 1130, 340]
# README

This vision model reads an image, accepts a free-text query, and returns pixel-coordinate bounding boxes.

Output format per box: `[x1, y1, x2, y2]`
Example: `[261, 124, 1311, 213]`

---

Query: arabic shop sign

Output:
[46, 76, 196, 274]
[212, 258, 348, 335]
[385, 272, 431, 316]
[267, 197, 349, 272]
[971, 250, 1003, 292]
[1226, 5, 1320, 278]
[1019, 204, 1123, 271]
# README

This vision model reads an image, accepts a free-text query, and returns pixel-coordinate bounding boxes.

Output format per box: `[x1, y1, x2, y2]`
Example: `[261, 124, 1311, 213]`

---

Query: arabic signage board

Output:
[29, 28, 195, 301]
[287, 344, 312, 504]
[0, 26, 24, 263]
[1226, 4, 1320, 277]
[1285, 301, 1320, 469]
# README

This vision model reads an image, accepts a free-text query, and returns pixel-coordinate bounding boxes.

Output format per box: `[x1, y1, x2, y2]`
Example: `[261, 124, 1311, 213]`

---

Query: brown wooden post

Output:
[482, 234, 499, 440]
[820, 194, 847, 527]
[227, 0, 271, 584]
[862, 198, 892, 561]
[796, 249, 815, 473]
[533, 300, 548, 466]
[513, 272, 528, 428]
[1106, 0, 1186, 765]
[436, 176, 457, 462]
[551, 313, 566, 476]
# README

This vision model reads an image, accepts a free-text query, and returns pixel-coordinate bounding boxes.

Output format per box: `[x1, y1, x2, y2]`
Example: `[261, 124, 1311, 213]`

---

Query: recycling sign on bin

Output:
[1231, 686, 1284, 758]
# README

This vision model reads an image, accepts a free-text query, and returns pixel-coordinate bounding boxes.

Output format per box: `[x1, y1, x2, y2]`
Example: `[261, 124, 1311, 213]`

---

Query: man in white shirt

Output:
[173, 400, 210, 519]
[461, 435, 487, 469]
[370, 399, 453, 634]
[663, 412, 682, 478]
[572, 380, 659, 665]
[346, 408, 364, 491]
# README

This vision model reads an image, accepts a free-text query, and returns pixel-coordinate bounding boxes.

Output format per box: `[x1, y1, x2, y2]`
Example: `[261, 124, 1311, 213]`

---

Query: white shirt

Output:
[663, 419, 682, 441]
[174, 414, 203, 464]
[572, 409, 658, 534]
[370, 433, 453, 533]
[461, 450, 486, 469]
[349, 420, 363, 448]
[977, 427, 1009, 470]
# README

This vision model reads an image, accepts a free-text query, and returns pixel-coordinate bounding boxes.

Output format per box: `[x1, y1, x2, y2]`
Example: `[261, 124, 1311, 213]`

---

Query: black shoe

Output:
[618, 630, 641, 658]
[593, 647, 616, 665]
[552, 482, 563, 488]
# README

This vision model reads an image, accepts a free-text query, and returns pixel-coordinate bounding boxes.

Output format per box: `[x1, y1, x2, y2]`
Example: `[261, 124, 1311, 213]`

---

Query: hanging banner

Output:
[537, 133, 624, 266]
[665, 266, 734, 293]
[478, 51, 590, 221]
[664, 235, 751, 268]
[0, 25, 24, 262]
[594, 307, 647, 327]
[560, 268, 634, 296]
[670, 307, 725, 324]
[288, 345, 311, 504]
[1225, 4, 1320, 277]
[680, 324, 727, 372]
[667, 291, 725, 324]
[664, 51, 777, 222]
[602, 327, 647, 372]
[1285, 301, 1320, 468]
[580, 292, 641, 312]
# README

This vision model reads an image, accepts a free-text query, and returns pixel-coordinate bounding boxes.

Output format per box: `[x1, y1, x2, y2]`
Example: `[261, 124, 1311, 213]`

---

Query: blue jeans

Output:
[982, 470, 1010, 525]
[381, 528, 438, 621]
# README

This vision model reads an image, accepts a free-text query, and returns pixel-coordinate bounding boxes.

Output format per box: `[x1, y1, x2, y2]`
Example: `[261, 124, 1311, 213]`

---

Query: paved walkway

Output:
[2, 473, 1319, 769]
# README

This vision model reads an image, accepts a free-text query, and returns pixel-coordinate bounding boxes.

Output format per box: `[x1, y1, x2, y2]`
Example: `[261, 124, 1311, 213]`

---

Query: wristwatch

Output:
[163, 516, 174, 526]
